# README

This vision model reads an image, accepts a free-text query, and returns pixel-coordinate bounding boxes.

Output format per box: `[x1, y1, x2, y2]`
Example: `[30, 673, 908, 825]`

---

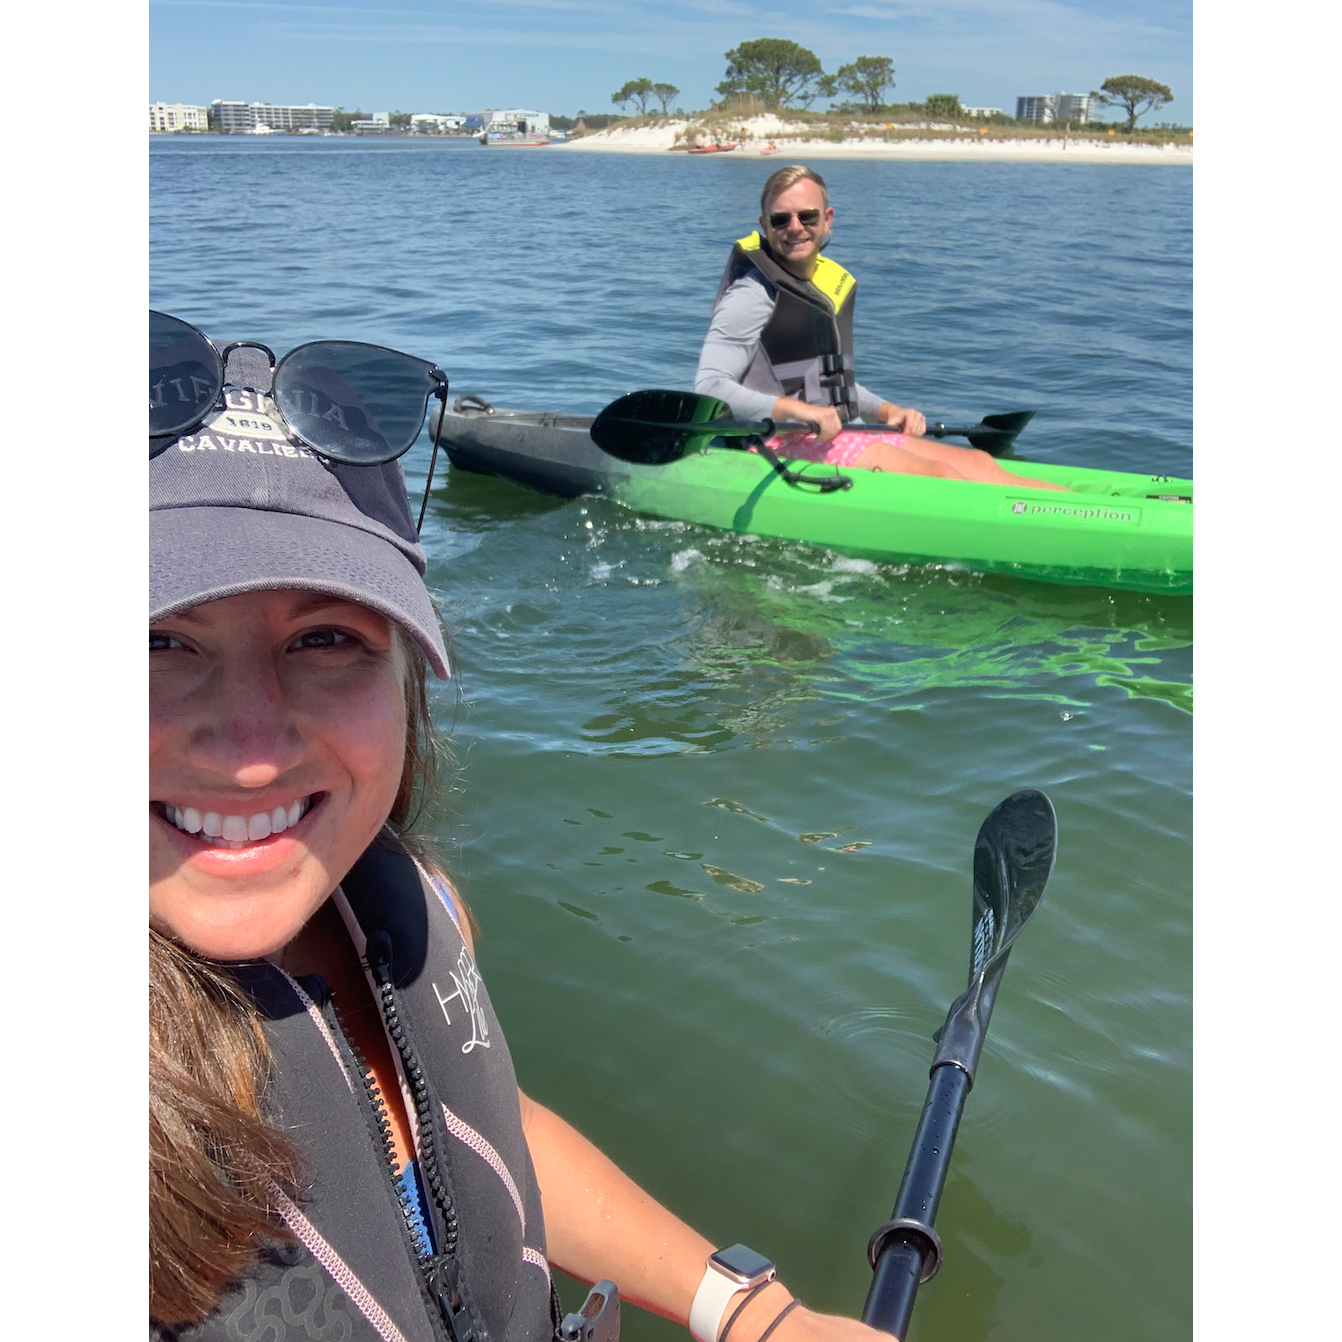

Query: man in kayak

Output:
[696, 165, 1065, 488]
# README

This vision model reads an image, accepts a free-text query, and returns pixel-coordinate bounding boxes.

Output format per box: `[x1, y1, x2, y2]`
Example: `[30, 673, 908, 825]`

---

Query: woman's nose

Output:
[186, 657, 305, 787]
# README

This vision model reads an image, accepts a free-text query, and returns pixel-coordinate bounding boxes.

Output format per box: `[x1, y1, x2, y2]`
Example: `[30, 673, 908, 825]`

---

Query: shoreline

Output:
[558, 116, 1192, 164]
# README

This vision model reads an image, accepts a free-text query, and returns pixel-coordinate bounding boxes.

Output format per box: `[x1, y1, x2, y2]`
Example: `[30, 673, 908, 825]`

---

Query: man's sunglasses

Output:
[767, 209, 823, 229]
[150, 310, 451, 530]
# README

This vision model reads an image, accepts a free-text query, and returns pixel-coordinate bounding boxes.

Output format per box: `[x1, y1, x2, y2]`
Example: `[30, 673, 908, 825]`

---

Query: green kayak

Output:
[431, 401, 1193, 595]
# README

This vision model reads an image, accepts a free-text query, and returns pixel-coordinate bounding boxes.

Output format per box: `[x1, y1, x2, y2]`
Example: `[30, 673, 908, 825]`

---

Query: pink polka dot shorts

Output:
[757, 429, 908, 468]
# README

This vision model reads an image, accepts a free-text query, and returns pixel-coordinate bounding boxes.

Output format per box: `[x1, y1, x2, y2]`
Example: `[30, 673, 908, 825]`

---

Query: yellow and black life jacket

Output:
[712, 230, 859, 419]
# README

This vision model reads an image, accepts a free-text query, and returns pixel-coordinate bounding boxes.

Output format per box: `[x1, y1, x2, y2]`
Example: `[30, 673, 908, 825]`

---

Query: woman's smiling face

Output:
[150, 588, 408, 960]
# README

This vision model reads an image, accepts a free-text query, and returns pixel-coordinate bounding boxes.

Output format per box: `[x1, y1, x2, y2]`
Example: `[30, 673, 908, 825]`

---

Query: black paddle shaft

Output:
[862, 1063, 970, 1338]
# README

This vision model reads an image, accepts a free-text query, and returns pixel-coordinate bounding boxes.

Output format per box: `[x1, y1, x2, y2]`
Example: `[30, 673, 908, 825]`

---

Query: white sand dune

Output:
[558, 114, 1192, 164]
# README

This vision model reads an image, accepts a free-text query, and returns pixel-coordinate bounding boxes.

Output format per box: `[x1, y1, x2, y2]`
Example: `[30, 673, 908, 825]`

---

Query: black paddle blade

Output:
[970, 789, 1057, 980]
[590, 390, 736, 465]
[965, 410, 1035, 456]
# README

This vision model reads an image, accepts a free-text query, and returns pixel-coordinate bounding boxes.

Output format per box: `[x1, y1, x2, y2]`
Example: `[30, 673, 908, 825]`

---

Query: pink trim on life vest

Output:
[265, 1179, 411, 1342]
[440, 1101, 526, 1229]
[522, 1246, 550, 1275]
[282, 971, 354, 1092]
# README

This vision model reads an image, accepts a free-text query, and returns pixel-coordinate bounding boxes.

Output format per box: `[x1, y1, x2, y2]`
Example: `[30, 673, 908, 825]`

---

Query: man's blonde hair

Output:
[760, 165, 829, 214]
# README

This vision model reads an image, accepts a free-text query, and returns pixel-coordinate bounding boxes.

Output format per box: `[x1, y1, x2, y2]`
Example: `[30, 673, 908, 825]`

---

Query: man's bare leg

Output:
[855, 436, 1069, 490]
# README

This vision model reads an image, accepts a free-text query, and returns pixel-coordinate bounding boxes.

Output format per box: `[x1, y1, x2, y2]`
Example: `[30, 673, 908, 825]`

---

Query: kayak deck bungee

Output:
[430, 401, 1193, 594]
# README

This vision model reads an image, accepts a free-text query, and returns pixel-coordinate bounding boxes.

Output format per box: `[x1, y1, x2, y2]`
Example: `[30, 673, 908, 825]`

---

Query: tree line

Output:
[605, 40, 1174, 130]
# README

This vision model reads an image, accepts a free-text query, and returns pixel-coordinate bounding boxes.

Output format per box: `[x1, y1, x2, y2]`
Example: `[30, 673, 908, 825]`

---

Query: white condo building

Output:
[1016, 93, 1094, 125]
[209, 100, 334, 133]
[150, 103, 209, 133]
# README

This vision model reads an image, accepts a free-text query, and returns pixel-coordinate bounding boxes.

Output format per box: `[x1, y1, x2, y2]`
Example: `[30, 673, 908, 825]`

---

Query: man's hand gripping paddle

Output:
[861, 789, 1057, 1340]
[588, 392, 1036, 495]
[589, 390, 853, 493]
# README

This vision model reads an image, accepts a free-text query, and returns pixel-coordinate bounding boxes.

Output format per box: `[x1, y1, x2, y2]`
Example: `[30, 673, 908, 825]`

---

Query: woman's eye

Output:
[150, 631, 185, 651]
[293, 629, 354, 650]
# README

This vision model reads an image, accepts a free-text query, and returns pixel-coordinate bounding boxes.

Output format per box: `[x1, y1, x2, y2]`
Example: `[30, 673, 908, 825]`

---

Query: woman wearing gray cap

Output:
[149, 317, 890, 1342]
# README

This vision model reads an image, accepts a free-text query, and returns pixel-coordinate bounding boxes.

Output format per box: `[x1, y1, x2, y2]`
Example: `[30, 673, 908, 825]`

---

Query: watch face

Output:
[711, 1244, 774, 1283]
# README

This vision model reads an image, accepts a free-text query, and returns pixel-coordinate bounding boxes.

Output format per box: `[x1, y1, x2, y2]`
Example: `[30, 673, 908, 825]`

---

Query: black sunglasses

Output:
[150, 310, 451, 530]
[767, 209, 823, 229]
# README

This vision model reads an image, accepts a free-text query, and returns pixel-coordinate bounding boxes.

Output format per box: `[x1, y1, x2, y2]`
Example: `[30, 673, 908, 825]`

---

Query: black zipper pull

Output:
[428, 1257, 477, 1342]
[366, 929, 394, 985]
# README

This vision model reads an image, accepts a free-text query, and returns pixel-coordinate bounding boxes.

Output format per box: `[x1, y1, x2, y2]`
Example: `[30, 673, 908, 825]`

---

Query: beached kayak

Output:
[429, 399, 1193, 594]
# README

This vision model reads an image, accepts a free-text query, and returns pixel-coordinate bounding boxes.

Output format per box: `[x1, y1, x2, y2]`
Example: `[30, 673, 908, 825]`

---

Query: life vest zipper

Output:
[325, 988, 427, 1259]
[365, 930, 477, 1342]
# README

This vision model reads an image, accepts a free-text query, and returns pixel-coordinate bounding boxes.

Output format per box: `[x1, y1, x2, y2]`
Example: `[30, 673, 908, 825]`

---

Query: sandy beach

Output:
[558, 114, 1192, 164]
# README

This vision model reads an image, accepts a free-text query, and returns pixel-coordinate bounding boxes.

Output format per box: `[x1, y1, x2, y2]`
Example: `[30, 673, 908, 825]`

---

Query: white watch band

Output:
[689, 1258, 773, 1342]
[689, 1266, 747, 1342]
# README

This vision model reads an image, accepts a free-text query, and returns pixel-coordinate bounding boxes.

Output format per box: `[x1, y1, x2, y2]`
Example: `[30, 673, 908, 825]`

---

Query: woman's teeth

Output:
[161, 796, 314, 848]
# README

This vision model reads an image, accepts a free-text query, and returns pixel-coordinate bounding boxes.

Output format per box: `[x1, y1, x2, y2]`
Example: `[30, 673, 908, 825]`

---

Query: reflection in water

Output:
[669, 532, 1191, 713]
[565, 516, 1192, 757]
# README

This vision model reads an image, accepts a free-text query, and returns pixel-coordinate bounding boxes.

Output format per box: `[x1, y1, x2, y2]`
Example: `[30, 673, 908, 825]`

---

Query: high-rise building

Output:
[150, 103, 209, 132]
[1016, 93, 1093, 125]
[1055, 93, 1093, 123]
[253, 102, 333, 132]
[209, 100, 254, 133]
[209, 100, 334, 133]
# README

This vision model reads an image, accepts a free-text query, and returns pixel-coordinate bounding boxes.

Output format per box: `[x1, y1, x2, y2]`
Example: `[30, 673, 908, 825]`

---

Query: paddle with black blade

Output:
[590, 389, 853, 493]
[862, 788, 1057, 1340]
[589, 392, 1037, 492]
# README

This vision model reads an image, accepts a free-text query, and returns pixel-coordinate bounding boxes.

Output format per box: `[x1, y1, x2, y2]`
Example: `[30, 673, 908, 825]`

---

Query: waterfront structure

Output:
[150, 102, 209, 132]
[483, 109, 550, 137]
[961, 106, 1004, 119]
[208, 100, 334, 133]
[1016, 93, 1093, 125]
[411, 113, 467, 133]
[350, 113, 392, 134]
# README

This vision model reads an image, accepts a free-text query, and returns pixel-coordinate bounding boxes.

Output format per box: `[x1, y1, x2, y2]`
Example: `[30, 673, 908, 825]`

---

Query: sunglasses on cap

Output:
[767, 209, 823, 229]
[150, 310, 448, 466]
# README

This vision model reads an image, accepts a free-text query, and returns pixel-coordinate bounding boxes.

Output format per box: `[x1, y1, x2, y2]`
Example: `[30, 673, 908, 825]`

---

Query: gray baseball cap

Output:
[149, 355, 449, 678]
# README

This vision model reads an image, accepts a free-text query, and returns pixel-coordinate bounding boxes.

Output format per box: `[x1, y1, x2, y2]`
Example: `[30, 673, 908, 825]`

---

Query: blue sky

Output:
[149, 0, 1192, 124]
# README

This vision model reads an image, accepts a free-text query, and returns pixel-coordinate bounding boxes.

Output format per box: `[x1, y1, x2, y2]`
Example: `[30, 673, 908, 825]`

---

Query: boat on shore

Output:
[686, 142, 738, 154]
[429, 398, 1193, 594]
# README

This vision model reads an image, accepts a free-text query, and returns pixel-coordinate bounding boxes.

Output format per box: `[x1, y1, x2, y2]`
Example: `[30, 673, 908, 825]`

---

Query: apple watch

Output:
[689, 1244, 776, 1342]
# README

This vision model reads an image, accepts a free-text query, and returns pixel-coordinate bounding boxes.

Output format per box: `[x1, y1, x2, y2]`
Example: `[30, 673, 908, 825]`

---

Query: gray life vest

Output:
[152, 841, 554, 1342]
[712, 231, 859, 420]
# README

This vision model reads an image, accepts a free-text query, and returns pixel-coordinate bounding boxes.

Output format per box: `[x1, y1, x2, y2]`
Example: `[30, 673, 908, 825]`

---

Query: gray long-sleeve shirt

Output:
[694, 271, 885, 421]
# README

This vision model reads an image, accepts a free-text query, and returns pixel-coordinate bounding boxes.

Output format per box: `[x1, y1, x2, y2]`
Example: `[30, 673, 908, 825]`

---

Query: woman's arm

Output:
[519, 1091, 899, 1342]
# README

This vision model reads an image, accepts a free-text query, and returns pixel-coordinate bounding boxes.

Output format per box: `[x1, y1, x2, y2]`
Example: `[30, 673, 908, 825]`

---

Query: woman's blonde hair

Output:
[150, 627, 449, 1326]
[760, 164, 829, 214]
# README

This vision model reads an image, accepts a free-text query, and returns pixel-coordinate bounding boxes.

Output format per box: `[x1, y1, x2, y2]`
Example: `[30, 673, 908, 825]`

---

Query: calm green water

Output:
[151, 139, 1191, 1341]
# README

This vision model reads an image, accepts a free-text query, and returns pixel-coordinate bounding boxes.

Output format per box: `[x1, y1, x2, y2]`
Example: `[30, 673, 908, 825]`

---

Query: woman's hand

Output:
[773, 397, 844, 443]
[877, 402, 926, 437]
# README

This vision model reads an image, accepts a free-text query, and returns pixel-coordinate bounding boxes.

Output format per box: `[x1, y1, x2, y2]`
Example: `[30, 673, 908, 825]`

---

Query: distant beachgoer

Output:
[695, 164, 1066, 488]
